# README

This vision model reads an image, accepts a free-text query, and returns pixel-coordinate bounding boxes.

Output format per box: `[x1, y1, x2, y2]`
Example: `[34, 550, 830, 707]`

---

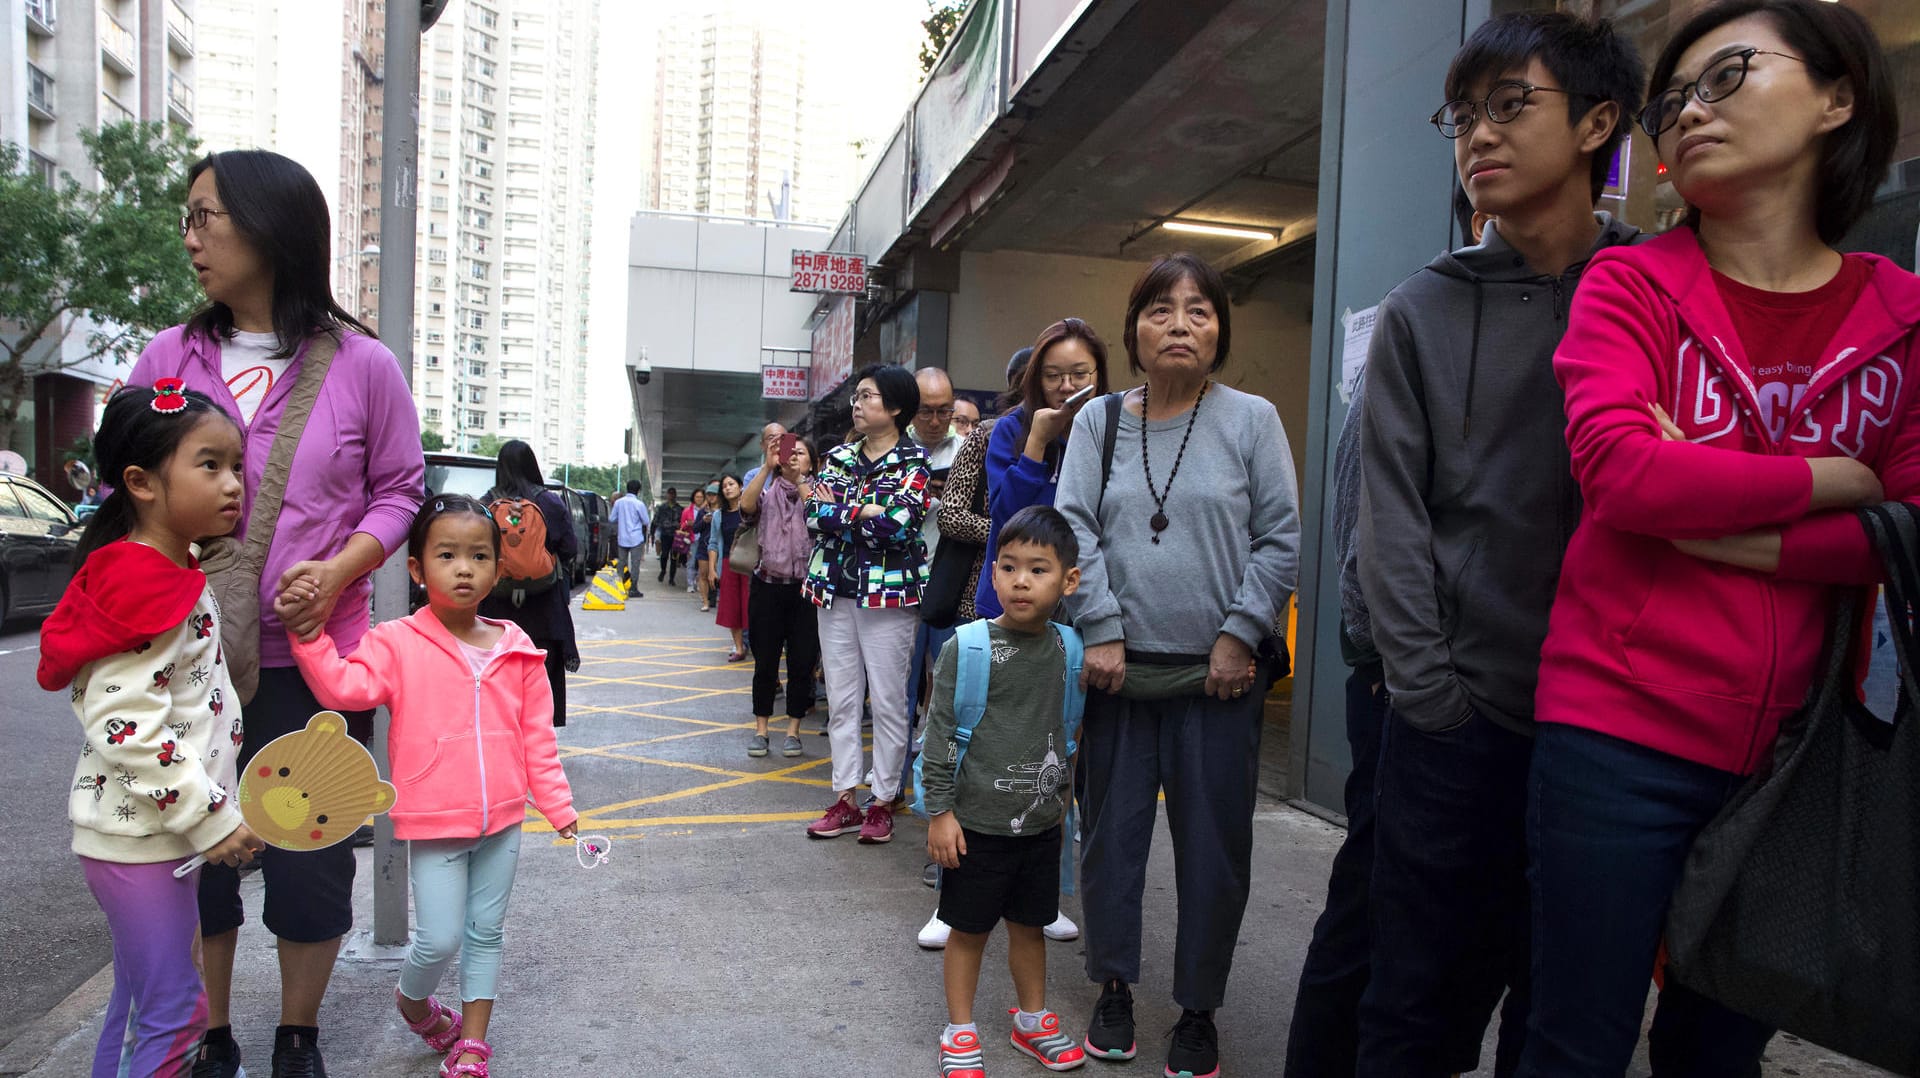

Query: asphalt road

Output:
[0, 617, 106, 1052]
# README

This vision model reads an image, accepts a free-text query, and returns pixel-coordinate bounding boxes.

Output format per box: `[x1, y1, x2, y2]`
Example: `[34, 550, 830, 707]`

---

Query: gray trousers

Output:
[1079, 684, 1265, 1011]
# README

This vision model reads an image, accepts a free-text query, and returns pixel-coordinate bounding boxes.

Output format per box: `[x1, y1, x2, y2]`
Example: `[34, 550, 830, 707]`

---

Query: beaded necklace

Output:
[1139, 379, 1209, 544]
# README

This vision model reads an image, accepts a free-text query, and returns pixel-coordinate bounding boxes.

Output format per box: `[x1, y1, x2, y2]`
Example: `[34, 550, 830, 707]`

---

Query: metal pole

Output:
[368, 0, 426, 949]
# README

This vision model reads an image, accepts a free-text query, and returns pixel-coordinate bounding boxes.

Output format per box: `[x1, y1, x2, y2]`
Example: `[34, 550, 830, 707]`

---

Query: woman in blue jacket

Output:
[975, 318, 1112, 618]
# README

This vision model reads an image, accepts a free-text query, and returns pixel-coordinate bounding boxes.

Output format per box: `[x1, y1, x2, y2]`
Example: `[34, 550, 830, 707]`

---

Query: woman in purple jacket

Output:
[127, 149, 423, 1078]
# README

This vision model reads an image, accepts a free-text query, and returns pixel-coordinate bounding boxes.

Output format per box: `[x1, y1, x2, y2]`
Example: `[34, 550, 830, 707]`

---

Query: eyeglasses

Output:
[848, 390, 882, 406]
[1039, 367, 1097, 387]
[1430, 82, 1592, 139]
[179, 206, 230, 236]
[916, 405, 956, 419]
[1638, 48, 1806, 139]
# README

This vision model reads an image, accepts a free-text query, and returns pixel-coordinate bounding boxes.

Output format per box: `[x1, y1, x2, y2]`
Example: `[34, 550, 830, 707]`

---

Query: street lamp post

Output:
[365, 0, 449, 951]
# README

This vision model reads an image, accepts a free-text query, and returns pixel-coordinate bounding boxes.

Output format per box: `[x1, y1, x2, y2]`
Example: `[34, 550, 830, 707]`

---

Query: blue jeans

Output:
[901, 620, 956, 794]
[1518, 724, 1774, 1078]
[1282, 663, 1386, 1078]
[1357, 706, 1530, 1077]
[399, 825, 523, 1004]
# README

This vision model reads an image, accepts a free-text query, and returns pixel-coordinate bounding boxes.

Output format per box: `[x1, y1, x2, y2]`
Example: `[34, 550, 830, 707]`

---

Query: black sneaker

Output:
[190, 1032, 243, 1078]
[271, 1028, 326, 1078]
[1085, 979, 1138, 1060]
[1164, 1009, 1219, 1078]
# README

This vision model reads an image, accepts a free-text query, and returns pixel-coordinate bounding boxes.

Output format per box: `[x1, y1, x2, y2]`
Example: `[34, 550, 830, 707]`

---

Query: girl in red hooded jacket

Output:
[38, 384, 265, 1078]
[1520, 4, 1917, 1075]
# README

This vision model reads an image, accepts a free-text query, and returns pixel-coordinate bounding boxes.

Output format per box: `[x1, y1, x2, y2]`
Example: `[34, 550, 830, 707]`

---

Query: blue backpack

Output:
[910, 619, 1088, 891]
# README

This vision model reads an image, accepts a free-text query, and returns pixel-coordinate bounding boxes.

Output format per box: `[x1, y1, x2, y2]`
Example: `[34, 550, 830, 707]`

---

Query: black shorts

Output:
[937, 824, 1062, 935]
[197, 666, 374, 943]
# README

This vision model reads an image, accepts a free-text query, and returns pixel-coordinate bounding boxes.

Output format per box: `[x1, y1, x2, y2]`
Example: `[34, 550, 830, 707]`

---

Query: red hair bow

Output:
[151, 378, 188, 414]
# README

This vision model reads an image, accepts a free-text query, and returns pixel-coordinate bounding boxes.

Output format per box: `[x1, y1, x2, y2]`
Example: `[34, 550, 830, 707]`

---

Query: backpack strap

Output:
[1094, 393, 1122, 521]
[950, 620, 993, 775]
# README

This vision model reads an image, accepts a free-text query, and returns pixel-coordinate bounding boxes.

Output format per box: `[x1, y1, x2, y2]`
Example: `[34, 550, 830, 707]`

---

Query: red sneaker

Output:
[806, 798, 864, 839]
[1009, 1010, 1086, 1071]
[858, 800, 895, 844]
[940, 1028, 987, 1078]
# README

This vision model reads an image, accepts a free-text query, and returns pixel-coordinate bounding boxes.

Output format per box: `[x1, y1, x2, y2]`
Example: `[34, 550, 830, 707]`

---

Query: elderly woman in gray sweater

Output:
[1056, 252, 1300, 1078]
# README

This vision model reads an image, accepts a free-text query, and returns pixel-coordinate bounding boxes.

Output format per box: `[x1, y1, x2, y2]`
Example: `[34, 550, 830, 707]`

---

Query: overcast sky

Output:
[579, 1, 928, 462]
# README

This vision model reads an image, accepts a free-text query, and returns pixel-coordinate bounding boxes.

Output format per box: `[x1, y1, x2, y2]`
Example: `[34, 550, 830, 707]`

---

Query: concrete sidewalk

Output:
[3, 583, 1885, 1076]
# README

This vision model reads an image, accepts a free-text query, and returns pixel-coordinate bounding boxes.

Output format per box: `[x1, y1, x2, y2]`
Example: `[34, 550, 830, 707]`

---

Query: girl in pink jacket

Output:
[283, 495, 577, 1078]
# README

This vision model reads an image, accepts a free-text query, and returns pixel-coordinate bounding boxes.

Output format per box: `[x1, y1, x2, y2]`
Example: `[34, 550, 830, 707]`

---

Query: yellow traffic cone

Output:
[581, 565, 627, 611]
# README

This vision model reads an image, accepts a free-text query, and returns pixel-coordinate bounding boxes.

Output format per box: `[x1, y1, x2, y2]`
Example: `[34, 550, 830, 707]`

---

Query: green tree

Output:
[420, 427, 448, 452]
[0, 123, 204, 450]
[472, 434, 507, 458]
[919, 0, 970, 73]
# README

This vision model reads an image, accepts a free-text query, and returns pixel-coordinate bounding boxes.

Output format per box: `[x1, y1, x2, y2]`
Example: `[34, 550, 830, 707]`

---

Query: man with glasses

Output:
[1295, 12, 1645, 1076]
[893, 368, 964, 802]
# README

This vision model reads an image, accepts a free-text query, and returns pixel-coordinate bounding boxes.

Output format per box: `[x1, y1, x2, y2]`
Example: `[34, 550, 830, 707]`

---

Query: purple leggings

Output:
[81, 856, 208, 1078]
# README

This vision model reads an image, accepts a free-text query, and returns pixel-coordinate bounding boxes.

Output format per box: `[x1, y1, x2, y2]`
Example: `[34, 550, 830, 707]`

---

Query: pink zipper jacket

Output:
[289, 611, 577, 840]
[1540, 228, 1920, 775]
[128, 326, 425, 667]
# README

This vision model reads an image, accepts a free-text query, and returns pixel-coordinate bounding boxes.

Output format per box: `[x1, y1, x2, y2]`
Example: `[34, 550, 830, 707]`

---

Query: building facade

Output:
[1, 0, 197, 484]
[411, 0, 598, 465]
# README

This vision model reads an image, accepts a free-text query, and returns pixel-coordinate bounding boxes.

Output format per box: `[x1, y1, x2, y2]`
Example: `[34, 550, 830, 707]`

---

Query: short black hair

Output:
[1121, 253, 1233, 375]
[1648, 0, 1897, 245]
[1447, 11, 1646, 203]
[996, 505, 1078, 569]
[626, 479, 641, 495]
[184, 150, 376, 357]
[408, 493, 500, 563]
[76, 384, 239, 566]
[857, 364, 920, 436]
[491, 439, 545, 499]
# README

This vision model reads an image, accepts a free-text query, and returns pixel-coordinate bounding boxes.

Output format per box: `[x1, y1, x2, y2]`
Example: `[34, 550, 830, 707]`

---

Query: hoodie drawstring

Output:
[1463, 281, 1484, 440]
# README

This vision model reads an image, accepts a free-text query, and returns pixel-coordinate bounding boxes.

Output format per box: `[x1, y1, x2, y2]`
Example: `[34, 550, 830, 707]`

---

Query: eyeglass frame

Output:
[1637, 47, 1806, 140]
[1037, 317, 1099, 387]
[1430, 81, 1596, 140]
[915, 403, 957, 419]
[179, 206, 230, 236]
[848, 389, 883, 407]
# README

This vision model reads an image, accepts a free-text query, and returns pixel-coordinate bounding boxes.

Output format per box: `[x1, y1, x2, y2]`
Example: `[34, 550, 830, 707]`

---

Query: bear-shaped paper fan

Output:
[241, 711, 396, 850]
[173, 711, 396, 878]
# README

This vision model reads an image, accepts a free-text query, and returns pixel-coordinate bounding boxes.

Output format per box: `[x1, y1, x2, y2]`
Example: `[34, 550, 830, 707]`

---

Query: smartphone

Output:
[1063, 384, 1098, 409]
[775, 432, 800, 463]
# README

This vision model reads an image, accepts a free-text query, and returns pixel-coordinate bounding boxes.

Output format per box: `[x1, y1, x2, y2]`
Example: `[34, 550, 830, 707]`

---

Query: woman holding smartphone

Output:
[975, 318, 1112, 619]
[741, 434, 819, 758]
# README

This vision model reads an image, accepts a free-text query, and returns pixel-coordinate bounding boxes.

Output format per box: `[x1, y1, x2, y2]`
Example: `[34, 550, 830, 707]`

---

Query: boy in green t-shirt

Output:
[923, 505, 1089, 1076]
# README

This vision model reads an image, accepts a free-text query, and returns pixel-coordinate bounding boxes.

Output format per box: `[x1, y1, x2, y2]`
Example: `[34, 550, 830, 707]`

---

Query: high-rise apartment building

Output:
[647, 7, 866, 226]
[1, 0, 197, 481]
[412, 0, 598, 465]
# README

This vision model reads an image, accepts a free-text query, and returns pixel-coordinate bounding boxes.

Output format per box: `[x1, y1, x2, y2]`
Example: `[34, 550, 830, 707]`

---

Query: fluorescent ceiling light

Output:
[1160, 220, 1278, 242]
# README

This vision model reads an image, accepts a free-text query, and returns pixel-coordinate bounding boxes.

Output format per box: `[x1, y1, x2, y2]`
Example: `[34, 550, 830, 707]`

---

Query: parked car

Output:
[0, 472, 82, 621]
[575, 489, 613, 575]
[422, 451, 497, 502]
[544, 483, 591, 584]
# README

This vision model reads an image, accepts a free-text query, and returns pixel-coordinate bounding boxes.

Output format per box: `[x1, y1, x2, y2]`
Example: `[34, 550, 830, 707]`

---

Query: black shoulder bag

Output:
[1664, 501, 1920, 1073]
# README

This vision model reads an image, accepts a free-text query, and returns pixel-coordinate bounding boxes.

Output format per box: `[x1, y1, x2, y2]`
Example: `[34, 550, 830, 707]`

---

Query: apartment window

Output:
[469, 261, 489, 281]
[433, 87, 452, 104]
[430, 195, 447, 211]
[468, 361, 487, 378]
[425, 331, 444, 344]
[465, 411, 485, 430]
[428, 248, 446, 263]
[424, 407, 440, 423]
[467, 386, 485, 404]
[425, 354, 442, 368]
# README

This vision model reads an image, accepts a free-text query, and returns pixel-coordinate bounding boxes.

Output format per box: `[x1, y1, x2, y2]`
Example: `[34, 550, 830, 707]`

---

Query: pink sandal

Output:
[440, 1038, 492, 1077]
[398, 990, 463, 1054]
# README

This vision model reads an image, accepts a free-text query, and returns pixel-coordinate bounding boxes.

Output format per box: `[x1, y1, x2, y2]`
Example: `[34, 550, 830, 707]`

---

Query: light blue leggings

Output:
[399, 825, 522, 1004]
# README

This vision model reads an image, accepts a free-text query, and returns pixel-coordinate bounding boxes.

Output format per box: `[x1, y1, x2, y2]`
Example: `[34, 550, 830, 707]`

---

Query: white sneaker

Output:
[918, 910, 951, 950]
[864, 767, 876, 787]
[1043, 910, 1079, 941]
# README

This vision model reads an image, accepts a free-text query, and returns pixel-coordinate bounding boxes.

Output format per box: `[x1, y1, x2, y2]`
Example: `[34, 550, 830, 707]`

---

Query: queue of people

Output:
[34, 3, 1920, 1076]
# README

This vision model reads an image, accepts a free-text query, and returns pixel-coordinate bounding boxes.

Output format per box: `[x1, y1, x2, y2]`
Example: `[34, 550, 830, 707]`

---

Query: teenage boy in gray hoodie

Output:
[1350, 12, 1644, 1074]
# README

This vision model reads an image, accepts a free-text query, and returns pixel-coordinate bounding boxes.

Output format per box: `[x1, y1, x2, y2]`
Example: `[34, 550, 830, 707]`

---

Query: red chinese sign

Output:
[790, 250, 868, 295]
[810, 295, 856, 400]
[762, 365, 810, 401]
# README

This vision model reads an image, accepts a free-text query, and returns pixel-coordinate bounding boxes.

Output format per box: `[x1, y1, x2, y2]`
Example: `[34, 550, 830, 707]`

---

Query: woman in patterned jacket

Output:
[802, 364, 931, 847]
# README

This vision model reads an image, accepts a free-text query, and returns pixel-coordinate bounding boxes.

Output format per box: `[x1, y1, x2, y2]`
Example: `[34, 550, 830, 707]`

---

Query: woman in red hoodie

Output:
[1520, 3, 1914, 1075]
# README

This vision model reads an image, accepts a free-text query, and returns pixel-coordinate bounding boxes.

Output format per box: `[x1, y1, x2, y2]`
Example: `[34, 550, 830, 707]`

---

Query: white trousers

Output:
[816, 602, 918, 802]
